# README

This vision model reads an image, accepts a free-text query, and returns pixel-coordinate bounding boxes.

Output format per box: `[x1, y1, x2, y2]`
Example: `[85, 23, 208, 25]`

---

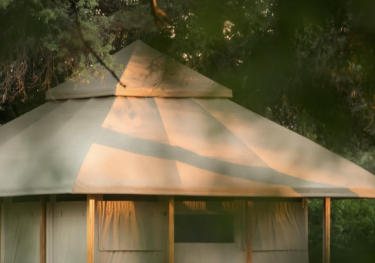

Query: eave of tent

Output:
[0, 40, 374, 198]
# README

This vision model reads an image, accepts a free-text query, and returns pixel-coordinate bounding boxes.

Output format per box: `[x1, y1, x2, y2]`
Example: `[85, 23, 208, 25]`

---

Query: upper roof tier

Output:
[46, 40, 232, 100]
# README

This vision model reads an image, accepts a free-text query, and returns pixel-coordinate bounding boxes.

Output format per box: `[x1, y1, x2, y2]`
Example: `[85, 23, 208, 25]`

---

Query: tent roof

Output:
[46, 40, 232, 100]
[0, 41, 374, 198]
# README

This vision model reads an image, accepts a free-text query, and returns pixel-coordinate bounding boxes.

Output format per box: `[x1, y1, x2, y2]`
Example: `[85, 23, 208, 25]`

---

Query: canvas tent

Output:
[0, 40, 374, 263]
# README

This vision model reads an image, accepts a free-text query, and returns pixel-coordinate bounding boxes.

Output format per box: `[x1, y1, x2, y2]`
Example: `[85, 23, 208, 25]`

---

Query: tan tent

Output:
[0, 40, 374, 263]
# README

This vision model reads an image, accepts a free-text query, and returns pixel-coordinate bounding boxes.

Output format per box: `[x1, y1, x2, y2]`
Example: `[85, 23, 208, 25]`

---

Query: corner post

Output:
[40, 196, 47, 263]
[246, 201, 254, 263]
[168, 196, 174, 263]
[323, 197, 331, 263]
[87, 195, 96, 263]
[303, 198, 309, 236]
[0, 198, 2, 263]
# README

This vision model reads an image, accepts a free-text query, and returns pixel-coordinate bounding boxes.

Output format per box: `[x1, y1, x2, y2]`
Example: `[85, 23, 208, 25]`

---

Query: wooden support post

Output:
[40, 196, 47, 263]
[87, 195, 96, 263]
[303, 198, 309, 236]
[323, 197, 331, 263]
[246, 201, 254, 263]
[168, 196, 174, 263]
[0, 198, 2, 263]
[48, 195, 56, 262]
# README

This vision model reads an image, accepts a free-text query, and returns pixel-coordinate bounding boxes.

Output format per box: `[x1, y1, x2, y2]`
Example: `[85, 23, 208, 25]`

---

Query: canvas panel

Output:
[253, 251, 308, 263]
[0, 98, 114, 197]
[114, 41, 232, 98]
[98, 201, 167, 251]
[252, 201, 308, 251]
[46, 40, 231, 100]
[1, 93, 375, 198]
[47, 202, 87, 263]
[3, 203, 40, 263]
[0, 102, 62, 148]
[96, 251, 166, 263]
[195, 98, 375, 197]
[73, 97, 182, 194]
[175, 201, 307, 263]
[175, 244, 245, 263]
[154, 98, 300, 197]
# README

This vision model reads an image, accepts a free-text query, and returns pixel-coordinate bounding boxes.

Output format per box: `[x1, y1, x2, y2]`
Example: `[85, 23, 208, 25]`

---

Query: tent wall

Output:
[47, 202, 87, 263]
[175, 243, 245, 263]
[94, 200, 168, 263]
[174, 200, 308, 263]
[252, 201, 308, 263]
[2, 202, 40, 263]
[0, 198, 308, 263]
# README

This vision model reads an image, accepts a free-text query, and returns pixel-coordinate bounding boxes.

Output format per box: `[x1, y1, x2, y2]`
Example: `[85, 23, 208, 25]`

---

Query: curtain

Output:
[252, 201, 308, 251]
[47, 201, 87, 263]
[3, 203, 40, 263]
[251, 201, 308, 263]
[97, 201, 167, 251]
[174, 201, 308, 263]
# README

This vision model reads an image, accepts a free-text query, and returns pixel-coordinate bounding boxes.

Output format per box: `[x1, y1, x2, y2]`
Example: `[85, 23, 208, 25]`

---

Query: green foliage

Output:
[309, 199, 375, 263]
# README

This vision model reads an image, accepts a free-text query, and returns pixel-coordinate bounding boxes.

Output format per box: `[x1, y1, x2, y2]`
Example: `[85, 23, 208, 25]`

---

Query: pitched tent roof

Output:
[1, 41, 375, 198]
[46, 40, 232, 100]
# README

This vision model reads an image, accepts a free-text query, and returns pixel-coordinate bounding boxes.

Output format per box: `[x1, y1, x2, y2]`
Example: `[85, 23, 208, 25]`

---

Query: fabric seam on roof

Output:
[193, 99, 358, 197]
[71, 98, 117, 194]
[0, 102, 63, 147]
[192, 98, 270, 168]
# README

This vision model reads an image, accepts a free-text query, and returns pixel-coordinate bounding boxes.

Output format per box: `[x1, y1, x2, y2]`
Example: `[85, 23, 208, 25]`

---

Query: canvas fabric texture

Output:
[94, 200, 167, 263]
[3, 203, 40, 263]
[1, 97, 374, 198]
[174, 200, 308, 263]
[47, 202, 87, 263]
[97, 201, 167, 251]
[0, 200, 307, 263]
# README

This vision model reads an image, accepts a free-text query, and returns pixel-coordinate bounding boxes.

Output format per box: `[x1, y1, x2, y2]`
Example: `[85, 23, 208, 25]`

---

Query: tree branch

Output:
[71, 1, 126, 87]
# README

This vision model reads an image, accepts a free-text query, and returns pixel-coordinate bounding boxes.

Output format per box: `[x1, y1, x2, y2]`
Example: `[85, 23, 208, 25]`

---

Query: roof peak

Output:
[46, 40, 232, 100]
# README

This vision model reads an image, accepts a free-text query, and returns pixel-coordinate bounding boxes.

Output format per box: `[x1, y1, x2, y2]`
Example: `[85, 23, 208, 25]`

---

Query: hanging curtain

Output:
[97, 201, 167, 251]
[251, 201, 309, 263]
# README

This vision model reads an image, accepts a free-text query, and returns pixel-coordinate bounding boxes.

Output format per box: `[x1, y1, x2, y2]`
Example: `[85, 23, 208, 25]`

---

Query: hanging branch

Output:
[150, 0, 173, 28]
[72, 1, 126, 87]
[70, 0, 172, 88]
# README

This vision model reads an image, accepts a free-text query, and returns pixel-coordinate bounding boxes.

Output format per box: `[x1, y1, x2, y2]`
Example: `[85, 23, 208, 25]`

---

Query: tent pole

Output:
[168, 196, 174, 263]
[303, 198, 309, 236]
[87, 195, 96, 263]
[49, 195, 56, 262]
[0, 198, 2, 263]
[323, 197, 331, 263]
[40, 196, 47, 263]
[246, 201, 254, 263]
